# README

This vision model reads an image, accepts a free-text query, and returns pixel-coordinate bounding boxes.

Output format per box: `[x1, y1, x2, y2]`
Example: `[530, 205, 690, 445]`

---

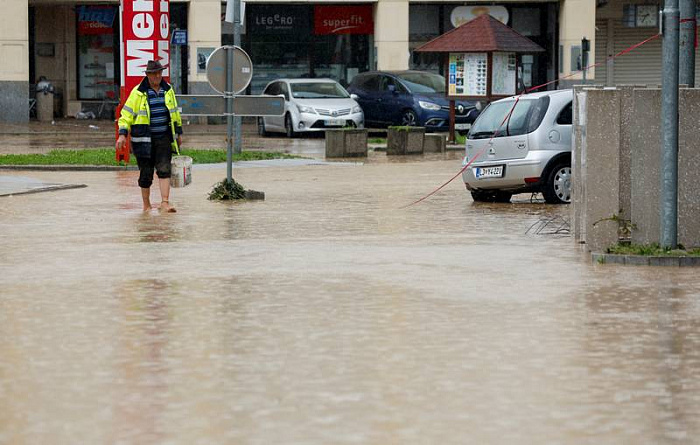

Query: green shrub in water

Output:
[208, 178, 246, 200]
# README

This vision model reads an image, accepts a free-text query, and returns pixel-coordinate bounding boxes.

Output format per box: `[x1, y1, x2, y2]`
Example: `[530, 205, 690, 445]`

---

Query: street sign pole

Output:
[226, 47, 234, 182]
[234, 0, 243, 155]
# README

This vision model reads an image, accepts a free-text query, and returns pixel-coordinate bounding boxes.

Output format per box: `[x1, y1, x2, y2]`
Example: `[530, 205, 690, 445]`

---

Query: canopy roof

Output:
[415, 14, 545, 53]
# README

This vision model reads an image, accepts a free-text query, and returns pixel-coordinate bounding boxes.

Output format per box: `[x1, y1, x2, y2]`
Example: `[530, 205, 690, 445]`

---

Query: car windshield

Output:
[290, 82, 349, 99]
[395, 72, 446, 94]
[468, 97, 550, 139]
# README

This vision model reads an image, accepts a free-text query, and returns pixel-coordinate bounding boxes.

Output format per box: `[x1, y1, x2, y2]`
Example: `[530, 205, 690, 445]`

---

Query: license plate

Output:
[455, 123, 471, 130]
[326, 119, 344, 126]
[474, 165, 504, 179]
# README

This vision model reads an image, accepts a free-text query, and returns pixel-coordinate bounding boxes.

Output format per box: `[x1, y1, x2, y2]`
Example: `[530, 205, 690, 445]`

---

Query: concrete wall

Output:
[678, 88, 700, 248]
[0, 0, 29, 123]
[629, 88, 661, 246]
[574, 86, 700, 251]
[580, 88, 622, 252]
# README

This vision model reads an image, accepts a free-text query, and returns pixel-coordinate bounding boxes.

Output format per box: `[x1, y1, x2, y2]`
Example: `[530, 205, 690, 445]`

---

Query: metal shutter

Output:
[612, 21, 662, 85]
[595, 20, 700, 86]
[594, 19, 607, 83]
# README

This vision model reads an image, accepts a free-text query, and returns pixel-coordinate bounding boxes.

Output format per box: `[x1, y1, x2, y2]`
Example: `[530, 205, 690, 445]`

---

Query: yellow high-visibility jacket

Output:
[118, 77, 182, 157]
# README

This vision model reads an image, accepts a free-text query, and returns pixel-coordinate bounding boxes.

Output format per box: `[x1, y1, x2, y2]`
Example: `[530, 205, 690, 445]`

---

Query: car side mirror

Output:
[387, 84, 396, 93]
[350, 93, 359, 100]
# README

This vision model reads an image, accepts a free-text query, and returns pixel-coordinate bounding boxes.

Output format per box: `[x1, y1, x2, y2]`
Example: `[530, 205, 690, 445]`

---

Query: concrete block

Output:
[584, 88, 622, 252]
[572, 86, 589, 244]
[618, 86, 635, 221]
[605, 254, 626, 264]
[423, 133, 446, 153]
[630, 88, 662, 246]
[387, 127, 425, 155]
[244, 190, 265, 200]
[649, 257, 680, 267]
[680, 256, 700, 266]
[679, 88, 700, 249]
[325, 129, 368, 158]
[0, 81, 28, 124]
[624, 255, 651, 266]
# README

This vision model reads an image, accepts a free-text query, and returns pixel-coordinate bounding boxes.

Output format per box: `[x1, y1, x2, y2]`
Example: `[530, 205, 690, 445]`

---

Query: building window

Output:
[76, 5, 118, 100]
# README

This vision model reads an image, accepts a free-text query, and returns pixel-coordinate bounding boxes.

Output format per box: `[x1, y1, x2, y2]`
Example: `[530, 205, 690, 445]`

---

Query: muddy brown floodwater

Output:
[1, 157, 699, 444]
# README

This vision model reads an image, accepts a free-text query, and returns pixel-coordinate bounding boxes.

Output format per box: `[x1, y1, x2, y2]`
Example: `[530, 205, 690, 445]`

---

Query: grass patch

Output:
[368, 137, 386, 144]
[606, 243, 700, 256]
[0, 148, 301, 166]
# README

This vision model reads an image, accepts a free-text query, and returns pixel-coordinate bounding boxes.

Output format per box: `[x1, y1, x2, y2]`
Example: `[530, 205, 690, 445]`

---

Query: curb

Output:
[0, 183, 87, 197]
[592, 252, 700, 266]
[0, 165, 138, 171]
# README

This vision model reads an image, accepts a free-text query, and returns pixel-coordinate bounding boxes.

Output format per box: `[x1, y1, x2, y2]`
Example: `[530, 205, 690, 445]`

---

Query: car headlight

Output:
[352, 105, 362, 114]
[297, 105, 316, 114]
[419, 100, 441, 111]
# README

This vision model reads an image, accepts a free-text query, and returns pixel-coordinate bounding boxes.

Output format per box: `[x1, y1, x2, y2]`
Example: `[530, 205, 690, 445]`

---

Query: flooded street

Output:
[1, 158, 699, 444]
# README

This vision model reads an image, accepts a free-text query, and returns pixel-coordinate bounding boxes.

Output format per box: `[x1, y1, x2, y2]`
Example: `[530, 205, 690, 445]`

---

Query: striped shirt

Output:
[147, 88, 169, 135]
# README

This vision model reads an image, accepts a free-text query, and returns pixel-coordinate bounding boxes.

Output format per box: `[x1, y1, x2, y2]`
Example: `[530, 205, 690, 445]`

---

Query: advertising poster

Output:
[77, 6, 117, 100]
[492, 52, 516, 96]
[449, 53, 487, 96]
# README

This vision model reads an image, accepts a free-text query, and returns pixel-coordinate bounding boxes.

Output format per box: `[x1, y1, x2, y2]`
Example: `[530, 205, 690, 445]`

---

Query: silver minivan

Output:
[462, 89, 573, 204]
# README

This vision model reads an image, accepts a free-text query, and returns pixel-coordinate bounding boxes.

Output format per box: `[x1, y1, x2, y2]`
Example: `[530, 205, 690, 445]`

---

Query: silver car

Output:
[258, 78, 364, 137]
[462, 89, 573, 204]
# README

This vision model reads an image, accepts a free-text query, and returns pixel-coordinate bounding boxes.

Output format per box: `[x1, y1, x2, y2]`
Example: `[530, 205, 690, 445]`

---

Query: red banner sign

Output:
[120, 0, 170, 94]
[314, 5, 373, 35]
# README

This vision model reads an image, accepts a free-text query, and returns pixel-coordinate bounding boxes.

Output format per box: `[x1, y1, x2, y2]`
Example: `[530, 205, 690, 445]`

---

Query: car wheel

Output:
[401, 109, 418, 126]
[284, 114, 296, 138]
[257, 117, 267, 137]
[542, 162, 572, 204]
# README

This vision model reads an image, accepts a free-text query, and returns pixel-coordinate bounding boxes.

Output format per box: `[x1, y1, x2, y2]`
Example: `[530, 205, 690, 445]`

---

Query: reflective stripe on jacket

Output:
[118, 77, 183, 157]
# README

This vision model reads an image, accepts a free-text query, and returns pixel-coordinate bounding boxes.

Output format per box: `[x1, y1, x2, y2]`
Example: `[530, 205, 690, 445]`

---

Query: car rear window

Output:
[468, 96, 550, 139]
[556, 102, 573, 125]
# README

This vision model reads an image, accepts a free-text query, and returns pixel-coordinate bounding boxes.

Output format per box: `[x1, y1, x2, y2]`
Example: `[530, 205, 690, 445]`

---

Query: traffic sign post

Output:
[176, 45, 284, 183]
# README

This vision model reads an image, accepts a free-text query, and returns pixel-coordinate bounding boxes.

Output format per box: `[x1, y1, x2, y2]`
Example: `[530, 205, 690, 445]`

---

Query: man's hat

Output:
[144, 60, 166, 73]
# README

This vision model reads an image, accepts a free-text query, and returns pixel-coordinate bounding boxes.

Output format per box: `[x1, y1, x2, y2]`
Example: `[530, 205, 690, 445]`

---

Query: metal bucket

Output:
[170, 155, 192, 188]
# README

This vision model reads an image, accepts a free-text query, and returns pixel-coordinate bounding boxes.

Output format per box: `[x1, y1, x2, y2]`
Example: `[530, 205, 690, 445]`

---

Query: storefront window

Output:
[76, 5, 118, 100]
[244, 5, 371, 93]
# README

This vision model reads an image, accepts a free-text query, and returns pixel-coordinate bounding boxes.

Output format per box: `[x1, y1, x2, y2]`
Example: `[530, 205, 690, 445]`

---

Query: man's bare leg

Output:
[141, 187, 152, 211]
[158, 177, 176, 212]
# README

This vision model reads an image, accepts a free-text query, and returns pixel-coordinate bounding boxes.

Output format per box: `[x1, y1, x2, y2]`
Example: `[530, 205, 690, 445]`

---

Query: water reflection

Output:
[133, 212, 181, 243]
[114, 279, 172, 444]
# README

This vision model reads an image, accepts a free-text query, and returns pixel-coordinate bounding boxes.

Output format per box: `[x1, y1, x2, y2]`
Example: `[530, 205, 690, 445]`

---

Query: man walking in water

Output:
[116, 60, 183, 212]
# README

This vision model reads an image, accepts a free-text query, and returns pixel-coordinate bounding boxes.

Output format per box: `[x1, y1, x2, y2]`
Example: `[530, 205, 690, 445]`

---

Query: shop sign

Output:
[121, 0, 171, 92]
[450, 6, 508, 28]
[248, 5, 308, 34]
[314, 5, 373, 35]
[77, 6, 116, 35]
